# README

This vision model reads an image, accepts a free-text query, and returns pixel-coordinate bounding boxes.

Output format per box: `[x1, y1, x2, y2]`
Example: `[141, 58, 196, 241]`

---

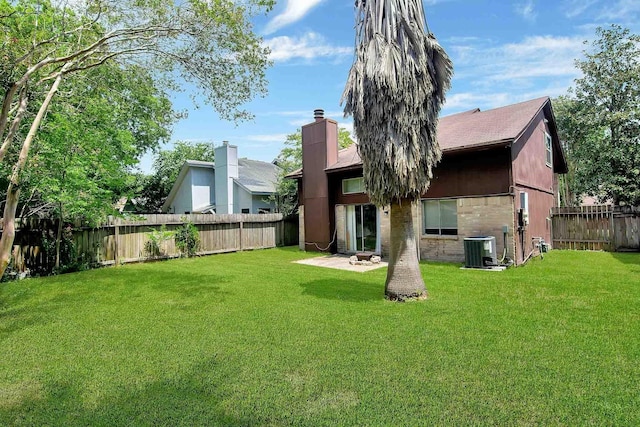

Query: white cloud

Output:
[596, 0, 640, 20]
[244, 133, 289, 143]
[265, 32, 352, 63]
[440, 34, 588, 113]
[424, 0, 459, 4]
[288, 119, 310, 127]
[263, 0, 325, 35]
[443, 92, 512, 111]
[265, 109, 344, 127]
[560, 0, 640, 22]
[494, 36, 585, 80]
[450, 35, 584, 83]
[515, 0, 537, 22]
[561, 0, 599, 18]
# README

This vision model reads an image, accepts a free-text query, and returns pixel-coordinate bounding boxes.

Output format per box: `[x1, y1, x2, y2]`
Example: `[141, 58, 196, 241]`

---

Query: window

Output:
[342, 177, 364, 194]
[422, 199, 458, 236]
[545, 133, 553, 167]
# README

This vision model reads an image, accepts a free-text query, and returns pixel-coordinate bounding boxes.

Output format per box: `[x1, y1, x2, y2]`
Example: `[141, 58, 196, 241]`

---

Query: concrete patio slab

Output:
[294, 254, 388, 273]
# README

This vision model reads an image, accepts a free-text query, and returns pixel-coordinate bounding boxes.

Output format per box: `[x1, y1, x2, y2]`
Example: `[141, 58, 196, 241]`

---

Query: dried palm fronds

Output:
[342, 0, 453, 206]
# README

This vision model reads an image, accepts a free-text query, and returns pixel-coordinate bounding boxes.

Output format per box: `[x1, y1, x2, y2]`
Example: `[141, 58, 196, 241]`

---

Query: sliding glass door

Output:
[346, 204, 379, 253]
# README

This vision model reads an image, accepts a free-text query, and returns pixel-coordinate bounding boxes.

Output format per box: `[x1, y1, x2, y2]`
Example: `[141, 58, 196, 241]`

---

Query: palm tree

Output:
[342, 0, 453, 300]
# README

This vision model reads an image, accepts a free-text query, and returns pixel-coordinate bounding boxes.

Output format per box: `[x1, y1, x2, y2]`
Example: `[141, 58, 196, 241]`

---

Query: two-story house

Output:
[288, 97, 568, 265]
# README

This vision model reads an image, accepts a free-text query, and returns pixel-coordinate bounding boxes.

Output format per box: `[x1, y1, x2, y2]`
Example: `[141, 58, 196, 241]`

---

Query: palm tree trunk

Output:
[385, 198, 427, 301]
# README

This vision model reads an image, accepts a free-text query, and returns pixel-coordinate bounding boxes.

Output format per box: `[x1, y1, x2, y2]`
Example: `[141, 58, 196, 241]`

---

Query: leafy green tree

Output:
[0, 0, 274, 275]
[28, 64, 175, 267]
[272, 127, 354, 216]
[552, 96, 581, 207]
[140, 141, 216, 212]
[559, 25, 640, 205]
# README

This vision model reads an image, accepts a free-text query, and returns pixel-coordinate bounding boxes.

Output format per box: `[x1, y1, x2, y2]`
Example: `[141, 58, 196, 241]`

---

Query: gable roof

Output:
[287, 96, 567, 178]
[161, 158, 280, 211]
[234, 158, 280, 194]
[162, 161, 215, 211]
[437, 96, 551, 152]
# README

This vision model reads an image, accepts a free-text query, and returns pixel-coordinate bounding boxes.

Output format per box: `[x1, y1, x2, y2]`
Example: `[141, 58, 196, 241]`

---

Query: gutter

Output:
[441, 139, 512, 155]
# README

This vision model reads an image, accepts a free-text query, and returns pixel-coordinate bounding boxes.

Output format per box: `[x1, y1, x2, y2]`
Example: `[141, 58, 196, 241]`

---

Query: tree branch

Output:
[0, 88, 29, 164]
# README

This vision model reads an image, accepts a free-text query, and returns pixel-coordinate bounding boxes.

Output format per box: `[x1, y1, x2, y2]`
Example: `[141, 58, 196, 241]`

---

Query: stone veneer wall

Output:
[379, 206, 390, 258]
[298, 205, 305, 250]
[415, 195, 515, 263]
[335, 205, 346, 253]
[334, 196, 514, 263]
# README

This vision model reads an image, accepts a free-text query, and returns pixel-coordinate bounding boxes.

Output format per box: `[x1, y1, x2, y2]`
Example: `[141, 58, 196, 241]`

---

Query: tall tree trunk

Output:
[385, 198, 427, 301]
[0, 183, 20, 275]
[0, 68, 68, 277]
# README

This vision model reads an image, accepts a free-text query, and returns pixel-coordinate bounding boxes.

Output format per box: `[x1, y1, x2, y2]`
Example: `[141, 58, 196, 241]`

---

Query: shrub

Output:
[174, 220, 200, 257]
[145, 225, 174, 259]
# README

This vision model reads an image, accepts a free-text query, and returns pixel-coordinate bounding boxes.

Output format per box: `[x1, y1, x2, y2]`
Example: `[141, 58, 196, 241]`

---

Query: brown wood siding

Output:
[424, 148, 512, 198]
[513, 187, 554, 264]
[327, 148, 511, 203]
[511, 110, 555, 194]
[331, 170, 371, 205]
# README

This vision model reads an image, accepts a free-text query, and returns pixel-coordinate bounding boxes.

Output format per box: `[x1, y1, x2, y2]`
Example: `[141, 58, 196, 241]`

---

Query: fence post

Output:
[114, 224, 120, 266]
[610, 205, 615, 251]
[239, 217, 243, 252]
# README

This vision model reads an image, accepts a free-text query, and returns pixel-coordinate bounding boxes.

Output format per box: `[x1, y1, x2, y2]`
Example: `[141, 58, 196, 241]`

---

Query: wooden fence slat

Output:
[550, 205, 639, 252]
[7, 214, 299, 272]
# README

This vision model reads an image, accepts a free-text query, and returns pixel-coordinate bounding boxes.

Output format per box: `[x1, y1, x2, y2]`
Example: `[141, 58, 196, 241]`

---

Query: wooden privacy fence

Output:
[551, 205, 640, 252]
[11, 213, 299, 272]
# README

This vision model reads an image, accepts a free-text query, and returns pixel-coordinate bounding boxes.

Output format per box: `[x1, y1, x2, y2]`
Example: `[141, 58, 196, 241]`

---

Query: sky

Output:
[137, 0, 640, 173]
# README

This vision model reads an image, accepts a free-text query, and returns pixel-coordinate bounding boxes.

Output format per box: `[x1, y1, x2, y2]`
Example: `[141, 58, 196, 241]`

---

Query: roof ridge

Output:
[475, 96, 549, 115]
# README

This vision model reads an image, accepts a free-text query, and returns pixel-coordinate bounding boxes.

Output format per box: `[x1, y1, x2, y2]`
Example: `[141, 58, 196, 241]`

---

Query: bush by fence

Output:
[8, 213, 299, 274]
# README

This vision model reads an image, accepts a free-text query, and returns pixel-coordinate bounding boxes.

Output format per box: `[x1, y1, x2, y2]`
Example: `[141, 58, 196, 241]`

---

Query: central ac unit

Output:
[463, 236, 498, 268]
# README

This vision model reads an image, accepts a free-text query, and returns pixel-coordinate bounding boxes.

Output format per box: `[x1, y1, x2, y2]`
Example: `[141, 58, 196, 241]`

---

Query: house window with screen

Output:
[545, 133, 552, 167]
[342, 177, 364, 194]
[422, 199, 458, 236]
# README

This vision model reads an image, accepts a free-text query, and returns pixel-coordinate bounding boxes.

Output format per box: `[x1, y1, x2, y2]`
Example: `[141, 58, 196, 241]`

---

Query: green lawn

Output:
[1, 248, 639, 426]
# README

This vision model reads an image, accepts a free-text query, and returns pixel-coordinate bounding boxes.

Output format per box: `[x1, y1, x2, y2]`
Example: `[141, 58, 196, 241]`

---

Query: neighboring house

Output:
[580, 195, 613, 206]
[288, 97, 568, 265]
[162, 142, 280, 214]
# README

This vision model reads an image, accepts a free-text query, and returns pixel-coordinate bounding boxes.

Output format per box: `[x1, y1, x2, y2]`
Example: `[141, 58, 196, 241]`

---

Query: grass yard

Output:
[0, 248, 639, 426]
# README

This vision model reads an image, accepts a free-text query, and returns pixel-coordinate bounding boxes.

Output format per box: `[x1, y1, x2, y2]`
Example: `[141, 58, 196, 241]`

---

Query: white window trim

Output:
[342, 177, 365, 194]
[545, 132, 553, 168]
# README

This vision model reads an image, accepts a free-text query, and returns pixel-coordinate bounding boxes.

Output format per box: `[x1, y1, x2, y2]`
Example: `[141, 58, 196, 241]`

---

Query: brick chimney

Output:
[301, 109, 339, 252]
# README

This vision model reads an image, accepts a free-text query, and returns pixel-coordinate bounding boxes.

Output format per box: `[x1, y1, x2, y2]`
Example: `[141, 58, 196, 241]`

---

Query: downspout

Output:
[507, 143, 519, 265]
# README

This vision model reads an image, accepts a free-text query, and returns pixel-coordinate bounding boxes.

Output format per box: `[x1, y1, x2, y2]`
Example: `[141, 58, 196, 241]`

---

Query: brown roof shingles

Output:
[325, 97, 550, 172]
[437, 96, 549, 151]
[286, 96, 552, 177]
